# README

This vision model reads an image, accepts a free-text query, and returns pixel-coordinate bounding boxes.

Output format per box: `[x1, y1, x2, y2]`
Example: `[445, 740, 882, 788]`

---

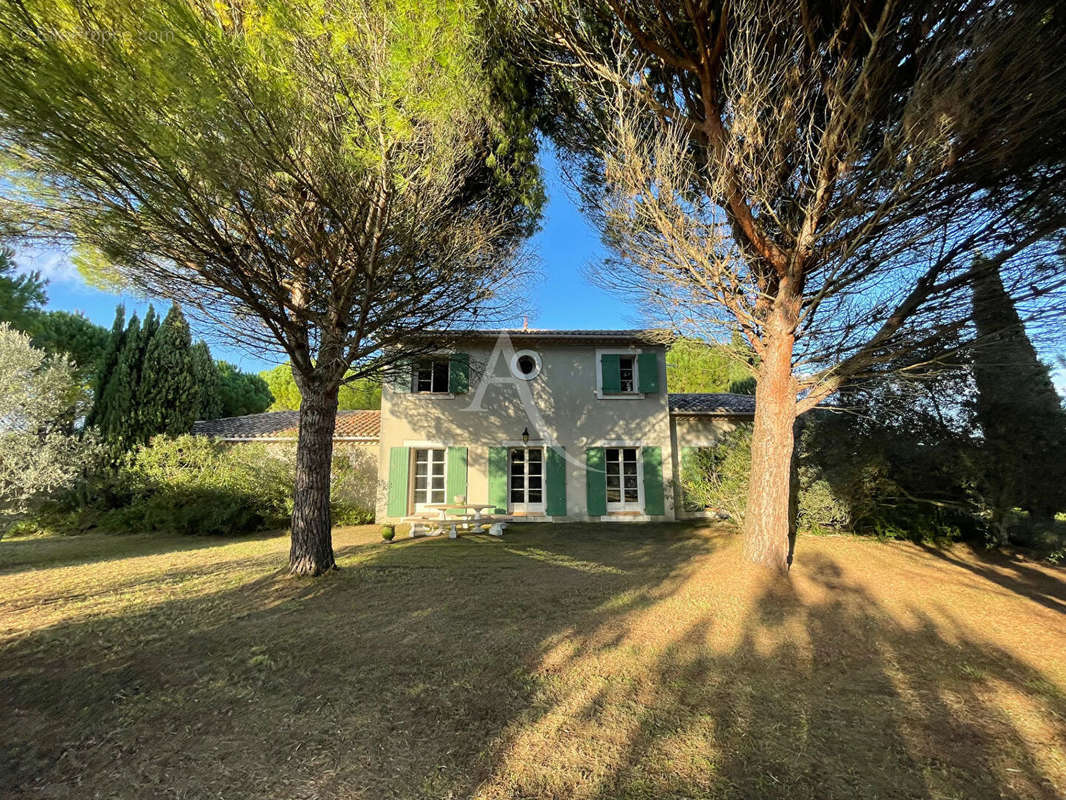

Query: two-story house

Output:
[376, 329, 753, 523]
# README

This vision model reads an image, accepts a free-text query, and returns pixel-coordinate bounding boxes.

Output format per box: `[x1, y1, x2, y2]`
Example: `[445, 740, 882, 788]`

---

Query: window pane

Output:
[528, 490, 542, 503]
[511, 489, 524, 502]
[511, 476, 524, 489]
[432, 477, 444, 490]
[432, 488, 445, 503]
[623, 475, 637, 489]
[415, 450, 428, 466]
[607, 487, 621, 503]
[624, 487, 639, 502]
[606, 475, 620, 490]
[415, 476, 427, 491]
[432, 360, 449, 391]
[606, 462, 619, 476]
[528, 449, 542, 462]
[510, 449, 523, 463]
[528, 476, 542, 490]
[623, 462, 637, 476]
[623, 448, 637, 462]
[528, 461, 542, 476]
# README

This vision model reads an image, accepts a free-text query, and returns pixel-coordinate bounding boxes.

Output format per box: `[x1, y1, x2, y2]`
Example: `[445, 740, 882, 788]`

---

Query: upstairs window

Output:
[415, 359, 449, 393]
[618, 356, 635, 393]
[598, 350, 660, 397]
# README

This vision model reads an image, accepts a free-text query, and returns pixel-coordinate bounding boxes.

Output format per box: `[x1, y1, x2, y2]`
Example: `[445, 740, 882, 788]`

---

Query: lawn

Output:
[1, 523, 1064, 800]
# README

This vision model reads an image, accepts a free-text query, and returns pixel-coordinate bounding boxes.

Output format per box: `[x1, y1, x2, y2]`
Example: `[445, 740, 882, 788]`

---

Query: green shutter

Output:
[642, 446, 665, 516]
[586, 447, 607, 516]
[545, 446, 567, 516]
[446, 447, 468, 504]
[488, 446, 508, 513]
[386, 447, 410, 517]
[601, 354, 621, 394]
[389, 361, 411, 393]
[637, 352, 660, 393]
[449, 353, 469, 394]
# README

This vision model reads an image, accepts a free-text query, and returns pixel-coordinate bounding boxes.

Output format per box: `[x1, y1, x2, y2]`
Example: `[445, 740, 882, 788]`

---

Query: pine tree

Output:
[972, 265, 1066, 539]
[137, 304, 200, 437]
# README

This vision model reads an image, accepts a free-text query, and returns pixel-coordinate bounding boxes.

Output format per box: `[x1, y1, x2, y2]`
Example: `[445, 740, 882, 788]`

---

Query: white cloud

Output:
[13, 247, 80, 283]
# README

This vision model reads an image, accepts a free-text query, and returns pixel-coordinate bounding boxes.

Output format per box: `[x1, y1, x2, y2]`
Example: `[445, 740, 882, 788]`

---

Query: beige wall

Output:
[376, 339, 675, 522]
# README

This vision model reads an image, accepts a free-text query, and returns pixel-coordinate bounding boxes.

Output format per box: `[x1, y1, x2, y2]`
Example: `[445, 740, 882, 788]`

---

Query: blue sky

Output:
[11, 145, 1066, 394]
[12, 147, 630, 374]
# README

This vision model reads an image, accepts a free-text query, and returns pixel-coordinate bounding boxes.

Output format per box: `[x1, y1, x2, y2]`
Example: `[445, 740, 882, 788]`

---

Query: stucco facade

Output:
[375, 330, 754, 524]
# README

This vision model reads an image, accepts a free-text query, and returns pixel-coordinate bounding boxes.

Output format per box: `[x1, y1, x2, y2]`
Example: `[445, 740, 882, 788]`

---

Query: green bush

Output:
[113, 435, 293, 535]
[679, 425, 850, 531]
[73, 435, 378, 536]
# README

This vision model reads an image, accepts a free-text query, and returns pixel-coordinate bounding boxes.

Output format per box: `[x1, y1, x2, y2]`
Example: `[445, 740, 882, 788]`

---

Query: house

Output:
[192, 330, 755, 524]
[376, 329, 754, 523]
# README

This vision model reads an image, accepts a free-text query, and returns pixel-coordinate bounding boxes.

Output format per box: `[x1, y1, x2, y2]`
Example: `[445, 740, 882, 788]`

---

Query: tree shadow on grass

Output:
[475, 549, 1066, 800]
[914, 542, 1066, 614]
[2, 525, 1064, 799]
[0, 522, 717, 799]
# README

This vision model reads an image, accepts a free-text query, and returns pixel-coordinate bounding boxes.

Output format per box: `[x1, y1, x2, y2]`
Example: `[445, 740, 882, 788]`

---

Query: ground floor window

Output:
[413, 448, 445, 509]
[509, 447, 545, 513]
[605, 446, 642, 510]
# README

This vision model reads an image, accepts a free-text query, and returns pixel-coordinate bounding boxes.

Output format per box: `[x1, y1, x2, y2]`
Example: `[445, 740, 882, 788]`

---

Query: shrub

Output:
[114, 435, 293, 535]
[61, 435, 377, 536]
[679, 425, 850, 531]
[381, 525, 395, 541]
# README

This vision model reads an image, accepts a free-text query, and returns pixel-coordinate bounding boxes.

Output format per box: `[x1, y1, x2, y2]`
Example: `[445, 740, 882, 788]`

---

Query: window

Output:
[509, 349, 542, 380]
[414, 359, 449, 393]
[509, 447, 545, 511]
[605, 447, 641, 509]
[413, 448, 446, 508]
[618, 356, 635, 393]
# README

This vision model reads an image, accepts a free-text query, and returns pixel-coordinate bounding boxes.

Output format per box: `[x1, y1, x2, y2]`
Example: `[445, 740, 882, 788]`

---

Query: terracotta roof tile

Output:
[192, 410, 379, 441]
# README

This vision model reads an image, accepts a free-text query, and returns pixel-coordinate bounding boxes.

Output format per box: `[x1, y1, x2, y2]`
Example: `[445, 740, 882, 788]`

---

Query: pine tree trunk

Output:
[289, 381, 339, 576]
[743, 328, 798, 572]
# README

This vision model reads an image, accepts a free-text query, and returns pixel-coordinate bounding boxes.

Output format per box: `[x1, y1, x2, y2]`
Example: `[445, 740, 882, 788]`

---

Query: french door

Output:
[605, 447, 642, 511]
[509, 447, 545, 513]
[413, 448, 446, 510]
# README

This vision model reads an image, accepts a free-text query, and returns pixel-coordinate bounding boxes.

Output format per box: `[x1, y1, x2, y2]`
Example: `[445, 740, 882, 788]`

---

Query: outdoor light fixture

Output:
[521, 427, 530, 445]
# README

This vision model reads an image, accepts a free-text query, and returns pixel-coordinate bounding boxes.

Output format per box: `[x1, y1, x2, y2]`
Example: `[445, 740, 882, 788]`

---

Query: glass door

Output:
[509, 447, 545, 513]
[605, 447, 642, 511]
[413, 448, 446, 510]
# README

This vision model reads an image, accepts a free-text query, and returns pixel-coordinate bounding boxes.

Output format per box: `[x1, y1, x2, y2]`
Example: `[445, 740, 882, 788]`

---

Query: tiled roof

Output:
[191, 410, 380, 441]
[668, 393, 756, 415]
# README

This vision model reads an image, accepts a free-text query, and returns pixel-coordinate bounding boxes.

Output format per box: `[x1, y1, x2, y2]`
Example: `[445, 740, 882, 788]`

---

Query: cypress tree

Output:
[94, 312, 141, 448]
[85, 305, 125, 428]
[972, 265, 1066, 539]
[190, 341, 223, 421]
[137, 304, 200, 437]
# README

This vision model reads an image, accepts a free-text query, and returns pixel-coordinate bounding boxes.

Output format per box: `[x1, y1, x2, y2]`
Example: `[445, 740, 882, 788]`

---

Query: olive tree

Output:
[0, 323, 98, 526]
[0, 0, 541, 573]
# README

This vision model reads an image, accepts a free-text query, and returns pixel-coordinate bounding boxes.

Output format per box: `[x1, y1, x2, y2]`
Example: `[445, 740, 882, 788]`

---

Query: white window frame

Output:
[604, 445, 644, 512]
[508, 446, 546, 514]
[509, 349, 542, 381]
[594, 347, 645, 400]
[411, 447, 448, 511]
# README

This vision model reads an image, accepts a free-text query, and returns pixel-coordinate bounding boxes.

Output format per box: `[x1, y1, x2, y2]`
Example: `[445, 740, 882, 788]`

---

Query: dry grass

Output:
[1, 523, 1064, 799]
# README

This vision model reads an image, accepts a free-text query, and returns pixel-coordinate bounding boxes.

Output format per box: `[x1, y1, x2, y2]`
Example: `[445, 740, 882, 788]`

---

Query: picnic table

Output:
[404, 502, 507, 538]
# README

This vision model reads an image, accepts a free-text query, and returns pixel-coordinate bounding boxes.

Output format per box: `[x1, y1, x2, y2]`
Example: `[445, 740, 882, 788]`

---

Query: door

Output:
[509, 447, 545, 514]
[413, 448, 446, 511]
[605, 447, 642, 511]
